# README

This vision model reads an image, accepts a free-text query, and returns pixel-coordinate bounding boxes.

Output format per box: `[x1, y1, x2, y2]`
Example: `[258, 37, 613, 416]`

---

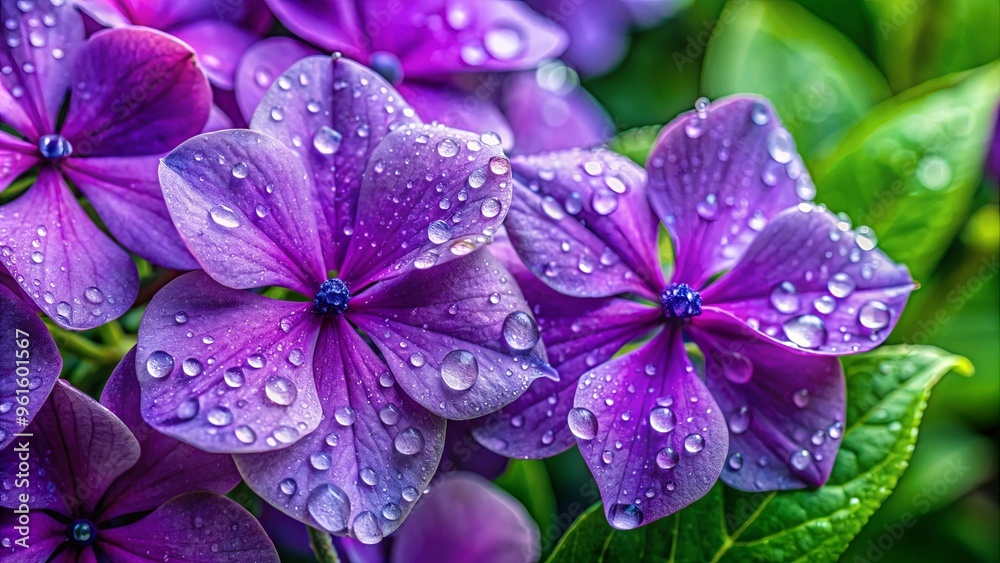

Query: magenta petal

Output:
[235, 317, 445, 544]
[689, 308, 845, 490]
[397, 82, 514, 152]
[473, 241, 660, 458]
[350, 251, 552, 420]
[575, 328, 727, 529]
[505, 148, 663, 299]
[0, 380, 140, 514]
[62, 155, 198, 271]
[60, 27, 210, 157]
[137, 271, 323, 454]
[340, 124, 512, 286]
[702, 204, 916, 354]
[0, 168, 138, 330]
[98, 348, 241, 520]
[171, 20, 258, 90]
[234, 37, 319, 121]
[390, 473, 540, 563]
[647, 95, 810, 288]
[379, 0, 567, 77]
[0, 284, 61, 451]
[98, 492, 279, 562]
[159, 129, 327, 294]
[1, 509, 66, 561]
[0, 129, 38, 192]
[0, 0, 84, 137]
[264, 0, 366, 56]
[249, 55, 419, 272]
[502, 66, 614, 155]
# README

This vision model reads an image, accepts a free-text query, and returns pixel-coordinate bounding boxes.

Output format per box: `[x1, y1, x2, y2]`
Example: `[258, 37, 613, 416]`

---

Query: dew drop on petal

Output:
[265, 376, 297, 406]
[827, 272, 856, 298]
[352, 511, 383, 544]
[177, 398, 199, 420]
[394, 427, 425, 455]
[427, 220, 452, 244]
[782, 315, 827, 349]
[146, 351, 174, 378]
[789, 449, 812, 471]
[649, 407, 676, 433]
[310, 451, 332, 470]
[770, 281, 799, 314]
[279, 478, 297, 495]
[437, 138, 459, 157]
[379, 404, 401, 425]
[235, 425, 256, 444]
[568, 407, 598, 440]
[440, 349, 478, 391]
[307, 484, 351, 534]
[728, 406, 751, 434]
[859, 301, 890, 330]
[684, 433, 705, 453]
[182, 358, 203, 376]
[206, 406, 233, 427]
[609, 503, 643, 530]
[210, 205, 240, 228]
[312, 126, 343, 155]
[656, 447, 679, 469]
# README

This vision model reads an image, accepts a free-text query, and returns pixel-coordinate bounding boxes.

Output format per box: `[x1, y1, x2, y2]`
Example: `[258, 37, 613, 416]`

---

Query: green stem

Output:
[46, 322, 122, 364]
[308, 526, 340, 563]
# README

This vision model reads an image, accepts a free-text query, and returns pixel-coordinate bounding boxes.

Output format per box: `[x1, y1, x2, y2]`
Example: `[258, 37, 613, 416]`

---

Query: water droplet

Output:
[182, 358, 203, 376]
[84, 287, 104, 304]
[352, 511, 383, 544]
[609, 503, 643, 530]
[502, 311, 539, 351]
[827, 272, 856, 298]
[480, 197, 502, 218]
[265, 376, 297, 406]
[335, 406, 356, 426]
[602, 450, 614, 464]
[437, 138, 459, 157]
[568, 407, 598, 440]
[235, 425, 256, 444]
[382, 503, 401, 521]
[859, 301, 890, 330]
[684, 434, 705, 453]
[468, 168, 487, 188]
[728, 452, 744, 470]
[394, 427, 425, 455]
[814, 295, 836, 314]
[591, 190, 618, 215]
[484, 25, 523, 59]
[728, 406, 751, 434]
[770, 281, 800, 314]
[379, 404, 401, 425]
[224, 367, 245, 388]
[696, 193, 718, 220]
[440, 349, 478, 391]
[766, 128, 793, 163]
[279, 478, 297, 495]
[360, 467, 379, 486]
[207, 406, 233, 427]
[307, 484, 351, 533]
[750, 101, 769, 125]
[789, 449, 812, 471]
[402, 486, 420, 502]
[828, 421, 843, 439]
[177, 398, 199, 420]
[684, 116, 705, 138]
[649, 407, 676, 433]
[270, 106, 284, 121]
[248, 354, 266, 369]
[313, 126, 343, 155]
[174, 312, 188, 324]
[427, 220, 452, 244]
[409, 352, 426, 367]
[792, 388, 810, 408]
[656, 447, 679, 469]
[488, 156, 510, 175]
[782, 315, 827, 349]
[146, 351, 174, 378]
[210, 205, 240, 228]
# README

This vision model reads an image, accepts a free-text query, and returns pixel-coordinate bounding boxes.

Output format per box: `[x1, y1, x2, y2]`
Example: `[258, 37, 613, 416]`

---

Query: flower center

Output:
[661, 283, 702, 320]
[314, 278, 351, 316]
[38, 134, 73, 159]
[369, 51, 404, 85]
[68, 519, 97, 547]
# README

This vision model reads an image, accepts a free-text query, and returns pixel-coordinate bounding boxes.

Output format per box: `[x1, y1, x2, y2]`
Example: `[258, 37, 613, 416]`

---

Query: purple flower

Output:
[331, 472, 540, 563]
[525, 0, 677, 76]
[0, 0, 211, 330]
[236, 0, 567, 145]
[137, 54, 552, 543]
[0, 282, 61, 451]
[0, 351, 278, 561]
[73, 0, 272, 90]
[473, 96, 916, 529]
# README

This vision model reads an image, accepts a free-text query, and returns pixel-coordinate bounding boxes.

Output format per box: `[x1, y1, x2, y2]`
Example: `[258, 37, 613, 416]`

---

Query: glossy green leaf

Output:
[546, 345, 972, 563]
[495, 459, 559, 551]
[701, 0, 890, 154]
[812, 62, 1000, 281]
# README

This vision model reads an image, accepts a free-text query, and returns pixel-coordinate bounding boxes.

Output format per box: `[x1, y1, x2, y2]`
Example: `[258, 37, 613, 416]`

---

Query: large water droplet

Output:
[146, 351, 174, 378]
[770, 281, 800, 314]
[335, 406, 356, 426]
[656, 447, 679, 469]
[649, 407, 676, 433]
[684, 433, 705, 453]
[279, 478, 297, 495]
[265, 376, 297, 406]
[827, 272, 856, 298]
[206, 406, 233, 427]
[766, 128, 793, 163]
[483, 25, 523, 60]
[502, 311, 539, 351]
[789, 449, 812, 471]
[313, 126, 343, 155]
[310, 451, 331, 471]
[379, 404, 401, 425]
[568, 407, 598, 440]
[440, 349, 478, 391]
[427, 220, 452, 244]
[437, 138, 459, 157]
[231, 162, 249, 178]
[609, 503, 643, 530]
[394, 427, 425, 455]
[352, 511, 383, 544]
[177, 398, 199, 420]
[859, 301, 890, 330]
[782, 315, 827, 349]
[728, 406, 751, 434]
[307, 484, 351, 533]
[182, 358, 203, 376]
[210, 205, 240, 228]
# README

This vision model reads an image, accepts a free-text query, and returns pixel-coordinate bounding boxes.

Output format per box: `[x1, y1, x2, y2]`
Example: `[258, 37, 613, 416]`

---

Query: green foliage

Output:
[546, 346, 972, 563]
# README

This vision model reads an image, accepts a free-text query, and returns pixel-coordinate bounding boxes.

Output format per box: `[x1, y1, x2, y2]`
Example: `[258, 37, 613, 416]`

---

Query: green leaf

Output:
[812, 61, 1000, 281]
[546, 345, 972, 563]
[495, 459, 559, 551]
[701, 0, 890, 155]
[867, 0, 1000, 92]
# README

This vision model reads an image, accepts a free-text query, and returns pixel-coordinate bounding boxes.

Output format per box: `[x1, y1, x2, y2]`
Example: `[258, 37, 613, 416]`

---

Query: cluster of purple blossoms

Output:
[473, 96, 915, 528]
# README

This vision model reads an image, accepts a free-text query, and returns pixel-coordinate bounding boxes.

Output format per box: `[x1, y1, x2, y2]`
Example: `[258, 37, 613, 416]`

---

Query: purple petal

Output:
[701, 204, 916, 354]
[159, 129, 326, 294]
[75, 0, 224, 28]
[235, 317, 445, 544]
[439, 421, 509, 479]
[171, 20, 258, 90]
[688, 308, 845, 490]
[390, 472, 540, 563]
[473, 239, 660, 458]
[62, 155, 198, 271]
[349, 250, 552, 420]
[0, 167, 138, 330]
[137, 271, 323, 454]
[987, 104, 1000, 184]
[249, 55, 419, 272]
[340, 123, 511, 287]
[98, 492, 279, 562]
[502, 65, 614, 154]
[59, 27, 210, 157]
[0, 0, 84, 137]
[397, 81, 514, 152]
[0, 380, 140, 514]
[263, 0, 367, 57]
[0, 283, 61, 451]
[525, 0, 631, 76]
[505, 148, 662, 299]
[646, 95, 809, 288]
[204, 103, 235, 132]
[0, 510, 67, 562]
[574, 327, 727, 529]
[0, 132, 37, 192]
[234, 37, 318, 120]
[372, 0, 567, 77]
[98, 348, 242, 519]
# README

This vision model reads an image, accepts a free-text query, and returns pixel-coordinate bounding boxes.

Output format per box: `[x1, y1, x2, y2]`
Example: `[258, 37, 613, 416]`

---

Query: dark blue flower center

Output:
[661, 283, 702, 320]
[38, 134, 73, 159]
[369, 51, 404, 85]
[314, 278, 350, 316]
[68, 519, 96, 547]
